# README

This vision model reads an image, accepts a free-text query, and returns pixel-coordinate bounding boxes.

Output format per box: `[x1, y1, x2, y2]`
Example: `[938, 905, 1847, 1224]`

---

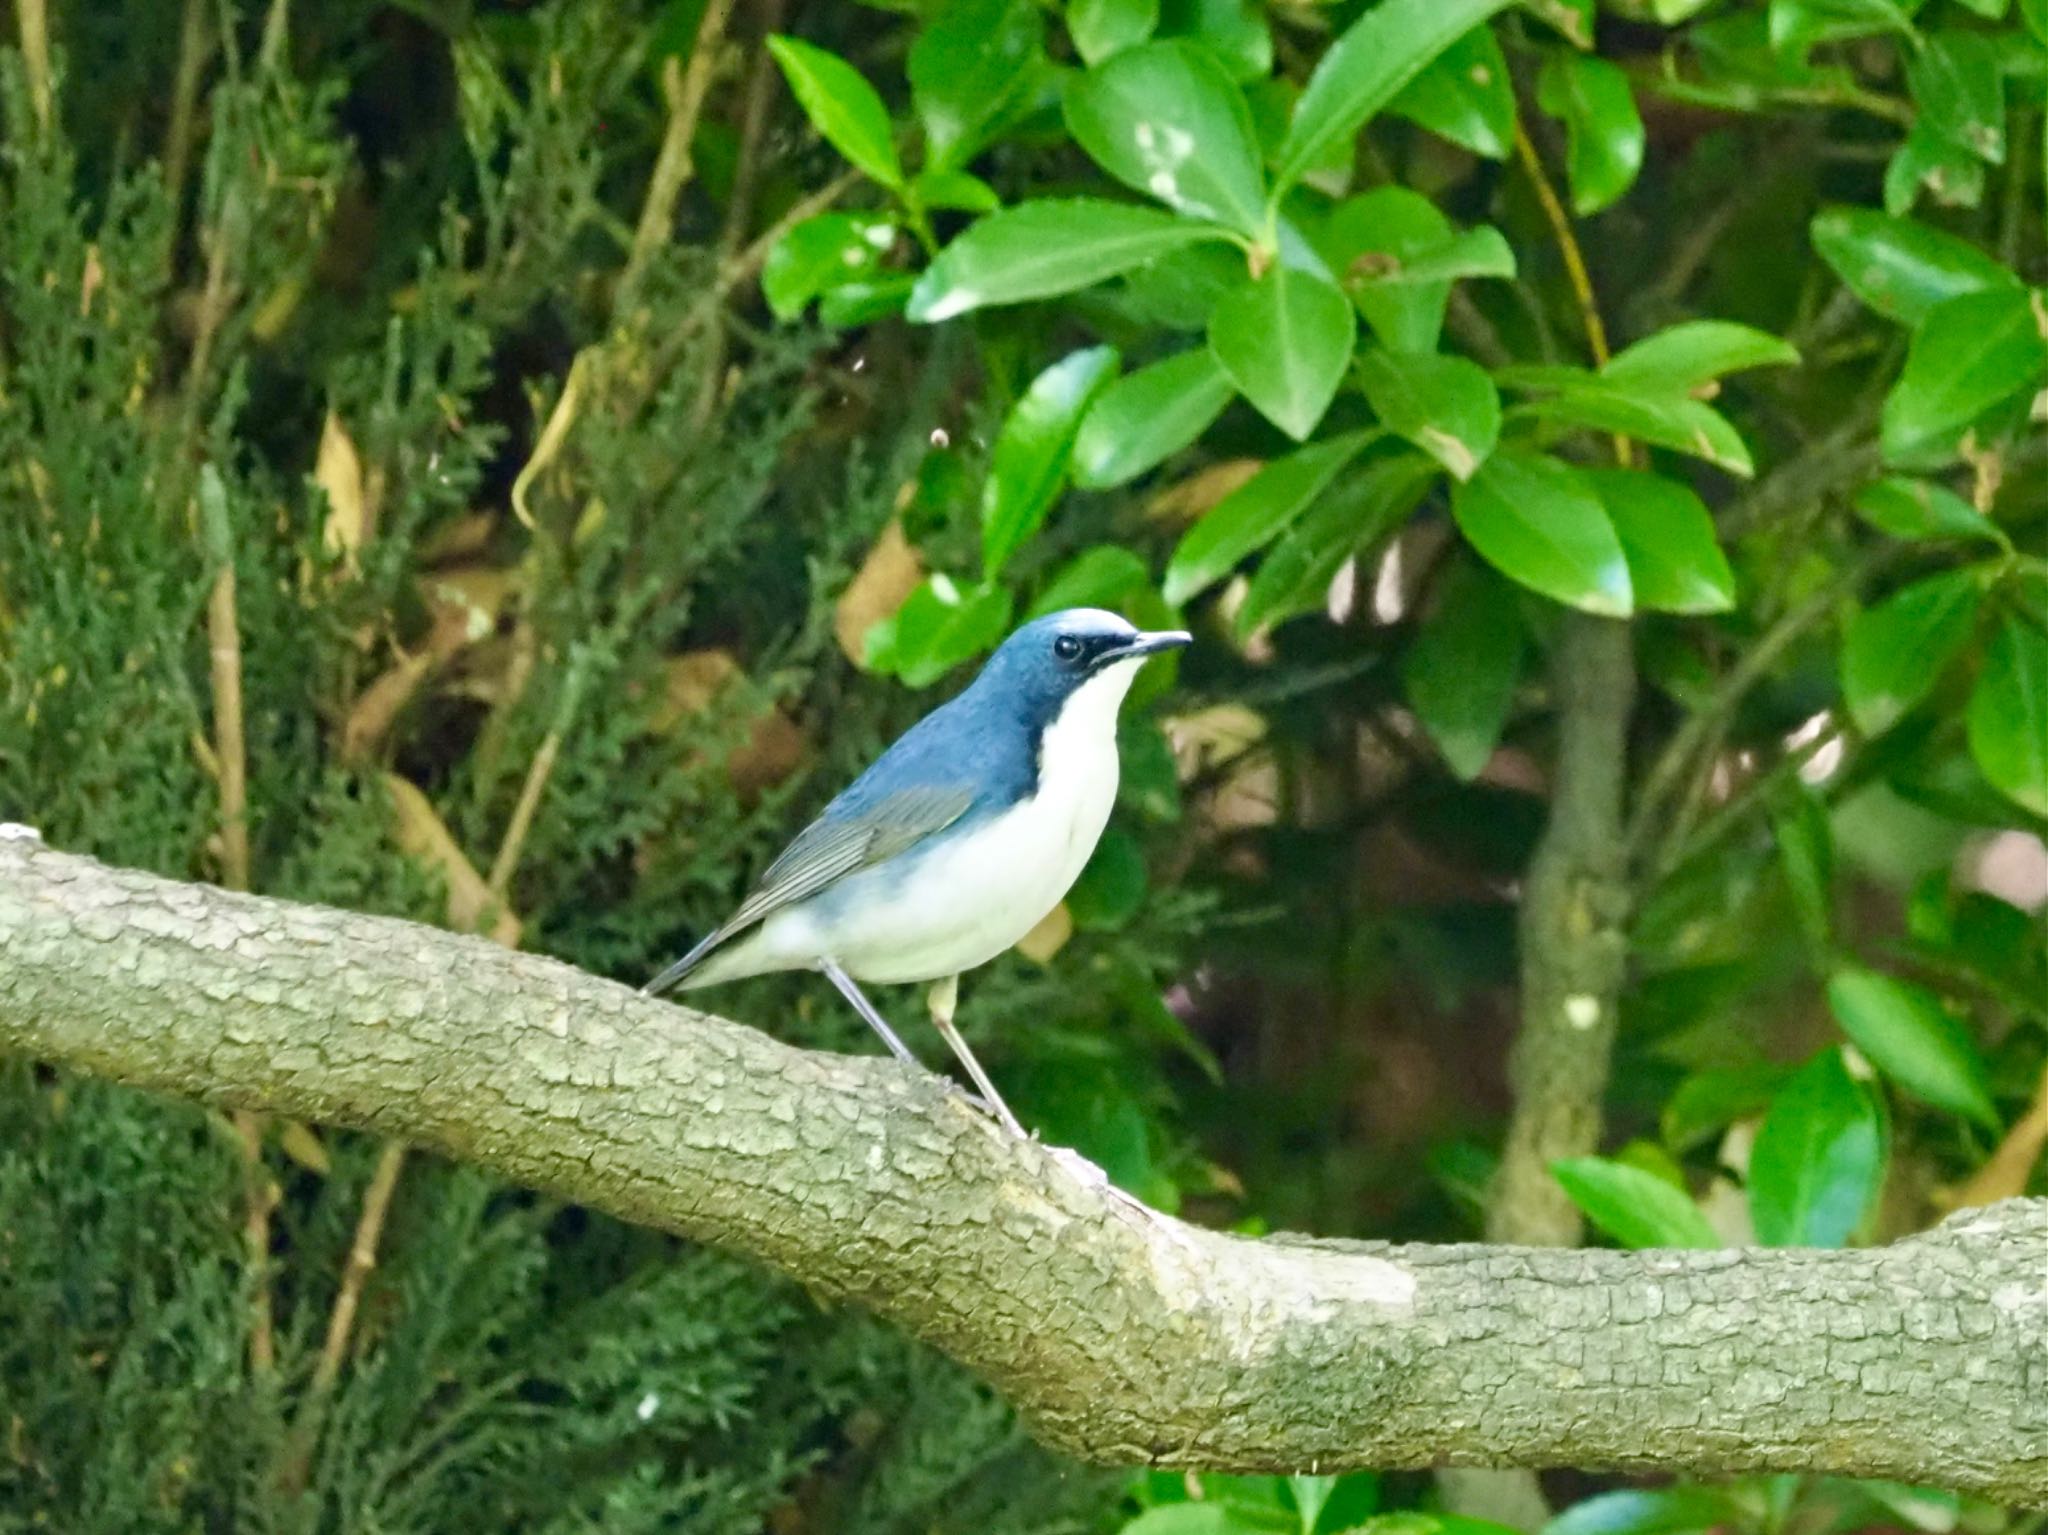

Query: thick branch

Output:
[2, 833, 2043, 1501]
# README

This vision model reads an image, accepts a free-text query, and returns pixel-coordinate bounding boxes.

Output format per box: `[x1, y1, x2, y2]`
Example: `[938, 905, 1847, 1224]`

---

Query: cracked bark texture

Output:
[3, 835, 2045, 1501]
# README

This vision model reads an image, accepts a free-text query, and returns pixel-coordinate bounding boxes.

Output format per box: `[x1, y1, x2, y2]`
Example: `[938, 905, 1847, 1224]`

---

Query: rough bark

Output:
[2, 832, 2044, 1501]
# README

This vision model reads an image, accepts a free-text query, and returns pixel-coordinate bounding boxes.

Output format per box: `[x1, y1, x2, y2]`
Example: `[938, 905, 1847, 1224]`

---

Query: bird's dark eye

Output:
[1053, 635, 1083, 662]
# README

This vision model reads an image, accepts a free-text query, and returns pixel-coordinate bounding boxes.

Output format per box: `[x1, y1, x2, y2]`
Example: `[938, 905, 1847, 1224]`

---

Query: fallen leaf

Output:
[277, 1119, 331, 1175]
[1144, 458, 1262, 526]
[317, 410, 370, 568]
[654, 650, 809, 796]
[835, 519, 923, 663]
[340, 652, 432, 764]
[384, 772, 521, 946]
[1943, 1065, 2048, 1210]
[1014, 902, 1073, 964]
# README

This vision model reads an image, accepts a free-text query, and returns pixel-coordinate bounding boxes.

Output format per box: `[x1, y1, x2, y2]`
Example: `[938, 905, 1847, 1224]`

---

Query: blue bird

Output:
[645, 607, 1191, 1135]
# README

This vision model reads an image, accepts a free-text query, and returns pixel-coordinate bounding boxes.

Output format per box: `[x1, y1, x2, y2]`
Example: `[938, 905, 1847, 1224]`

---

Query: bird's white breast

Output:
[750, 657, 1143, 984]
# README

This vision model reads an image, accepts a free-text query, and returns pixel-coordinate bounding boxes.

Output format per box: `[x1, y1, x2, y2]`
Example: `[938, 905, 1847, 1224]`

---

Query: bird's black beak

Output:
[1107, 629, 1193, 665]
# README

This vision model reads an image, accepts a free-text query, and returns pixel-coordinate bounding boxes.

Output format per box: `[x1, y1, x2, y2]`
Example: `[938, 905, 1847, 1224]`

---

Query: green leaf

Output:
[1810, 207, 2019, 325]
[982, 346, 1121, 579]
[1506, 373, 1755, 476]
[1967, 610, 2048, 817]
[911, 168, 1001, 212]
[1163, 432, 1374, 604]
[1551, 1156, 1722, 1249]
[1354, 225, 1518, 287]
[909, 0, 1047, 172]
[767, 35, 904, 189]
[1387, 25, 1515, 160]
[1880, 288, 2048, 463]
[1840, 568, 1982, 735]
[817, 275, 914, 327]
[865, 576, 1015, 687]
[1884, 118, 1988, 218]
[1118, 718, 1183, 822]
[1157, 0, 1272, 82]
[1117, 1507, 1241, 1535]
[1207, 265, 1356, 440]
[908, 199, 1230, 321]
[1852, 476, 2006, 546]
[1064, 42, 1267, 235]
[1827, 966, 1999, 1129]
[1073, 349, 1237, 488]
[1771, 782, 1835, 951]
[1323, 189, 1454, 353]
[1907, 31, 2006, 165]
[1068, 826, 1148, 929]
[1544, 1488, 1747, 1535]
[1070, 0, 1160, 64]
[1602, 321, 1800, 392]
[1583, 469, 1736, 614]
[1275, 0, 1516, 192]
[1355, 348, 1500, 480]
[761, 213, 894, 322]
[1451, 451, 1632, 616]
[1536, 53, 1645, 215]
[1749, 1047, 1884, 1248]
[1030, 544, 1153, 618]
[1238, 450, 1436, 634]
[1402, 559, 1524, 780]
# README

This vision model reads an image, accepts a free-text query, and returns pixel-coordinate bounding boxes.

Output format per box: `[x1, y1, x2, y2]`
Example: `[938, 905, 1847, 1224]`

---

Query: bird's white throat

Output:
[1037, 652, 1146, 778]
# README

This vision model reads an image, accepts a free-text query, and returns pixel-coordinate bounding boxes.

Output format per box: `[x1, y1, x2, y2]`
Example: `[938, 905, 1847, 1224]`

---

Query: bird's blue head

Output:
[966, 608, 1191, 737]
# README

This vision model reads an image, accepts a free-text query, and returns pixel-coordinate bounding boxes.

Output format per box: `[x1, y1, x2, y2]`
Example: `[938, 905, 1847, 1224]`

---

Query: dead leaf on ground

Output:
[421, 565, 515, 656]
[1014, 902, 1073, 965]
[835, 519, 923, 663]
[654, 649, 808, 796]
[316, 410, 370, 568]
[1144, 459, 1262, 526]
[340, 651, 432, 764]
[277, 1119, 331, 1175]
[1943, 1065, 2048, 1210]
[384, 772, 521, 946]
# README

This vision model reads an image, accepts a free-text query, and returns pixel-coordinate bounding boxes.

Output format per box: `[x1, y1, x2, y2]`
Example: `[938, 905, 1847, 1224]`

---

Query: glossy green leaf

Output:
[1068, 826, 1148, 929]
[1356, 348, 1500, 480]
[1544, 1488, 1747, 1535]
[1771, 783, 1835, 951]
[1661, 1064, 1791, 1155]
[1551, 1156, 1722, 1249]
[1117, 1507, 1239, 1535]
[761, 213, 895, 322]
[2025, 0, 2048, 42]
[865, 575, 1015, 687]
[1065, 42, 1267, 234]
[767, 36, 904, 189]
[1276, 0, 1516, 191]
[1238, 450, 1436, 634]
[1840, 568, 1982, 735]
[982, 346, 1121, 579]
[908, 200, 1229, 321]
[1207, 265, 1355, 440]
[1074, 349, 1236, 488]
[1852, 476, 2006, 545]
[1817, 213, 2015, 315]
[1967, 611, 2048, 817]
[1749, 1047, 1883, 1248]
[1323, 189, 1454, 352]
[1070, 0, 1160, 63]
[1583, 469, 1735, 614]
[1402, 559, 1523, 780]
[1827, 966, 1999, 1129]
[1602, 321, 1800, 392]
[1884, 118, 1988, 218]
[909, 0, 1046, 172]
[1163, 432, 1374, 604]
[1907, 31, 2006, 165]
[1537, 53, 1645, 215]
[911, 168, 1001, 212]
[816, 275, 914, 328]
[1030, 545, 1153, 618]
[1354, 225, 1518, 287]
[1507, 374, 1755, 476]
[1157, 0, 1273, 81]
[1387, 25, 1515, 160]
[1450, 450, 1632, 617]
[1880, 288, 2048, 462]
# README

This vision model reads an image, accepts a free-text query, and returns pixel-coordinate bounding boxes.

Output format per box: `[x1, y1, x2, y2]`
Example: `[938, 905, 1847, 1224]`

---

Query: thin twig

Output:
[16, 0, 51, 134]
[163, 0, 212, 222]
[259, 0, 291, 73]
[621, 0, 738, 310]
[487, 649, 591, 899]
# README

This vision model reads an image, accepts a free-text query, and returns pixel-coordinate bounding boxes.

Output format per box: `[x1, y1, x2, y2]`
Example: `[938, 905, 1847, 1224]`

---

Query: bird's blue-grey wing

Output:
[643, 781, 974, 994]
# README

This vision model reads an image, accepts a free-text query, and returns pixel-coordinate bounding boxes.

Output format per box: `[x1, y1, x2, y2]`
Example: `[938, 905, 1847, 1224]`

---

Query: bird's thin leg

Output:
[819, 959, 920, 1067]
[927, 975, 1026, 1138]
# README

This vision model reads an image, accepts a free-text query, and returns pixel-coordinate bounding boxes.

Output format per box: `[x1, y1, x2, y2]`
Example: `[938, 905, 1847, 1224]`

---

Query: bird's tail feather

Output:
[643, 927, 730, 998]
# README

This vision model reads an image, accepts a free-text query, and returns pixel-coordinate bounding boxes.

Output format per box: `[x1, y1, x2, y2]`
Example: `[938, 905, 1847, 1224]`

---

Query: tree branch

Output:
[2, 833, 2044, 1502]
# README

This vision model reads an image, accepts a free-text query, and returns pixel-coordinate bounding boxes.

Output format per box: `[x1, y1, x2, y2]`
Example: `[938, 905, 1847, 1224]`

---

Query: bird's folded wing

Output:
[722, 782, 976, 933]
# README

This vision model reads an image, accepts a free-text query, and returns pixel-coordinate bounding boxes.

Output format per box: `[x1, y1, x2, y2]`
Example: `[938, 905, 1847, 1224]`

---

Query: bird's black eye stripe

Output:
[1053, 635, 1083, 661]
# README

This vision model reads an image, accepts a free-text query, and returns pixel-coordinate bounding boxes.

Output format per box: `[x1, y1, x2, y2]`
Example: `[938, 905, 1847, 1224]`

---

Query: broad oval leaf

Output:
[1967, 610, 2048, 817]
[1509, 375, 1755, 476]
[761, 213, 895, 322]
[1073, 348, 1236, 488]
[1602, 321, 1800, 392]
[1544, 1488, 1748, 1535]
[1748, 1046, 1884, 1248]
[1355, 348, 1501, 480]
[1840, 568, 1982, 735]
[1583, 469, 1735, 615]
[1029, 544, 1153, 618]
[1853, 475, 2006, 545]
[1551, 1156, 1722, 1250]
[982, 346, 1121, 579]
[865, 575, 1015, 688]
[1323, 188, 1454, 352]
[1064, 42, 1267, 235]
[1277, 0, 1516, 191]
[1387, 24, 1515, 160]
[1207, 264, 1355, 440]
[767, 36, 904, 190]
[1827, 966, 1998, 1129]
[1402, 558, 1524, 780]
[1450, 450, 1633, 616]
[909, 0, 1046, 172]
[1907, 31, 2006, 166]
[1238, 449, 1436, 634]
[1536, 53, 1645, 215]
[1880, 287, 2048, 463]
[1811, 207, 2020, 326]
[908, 199, 1230, 321]
[1069, 0, 1160, 64]
[1163, 431, 1374, 604]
